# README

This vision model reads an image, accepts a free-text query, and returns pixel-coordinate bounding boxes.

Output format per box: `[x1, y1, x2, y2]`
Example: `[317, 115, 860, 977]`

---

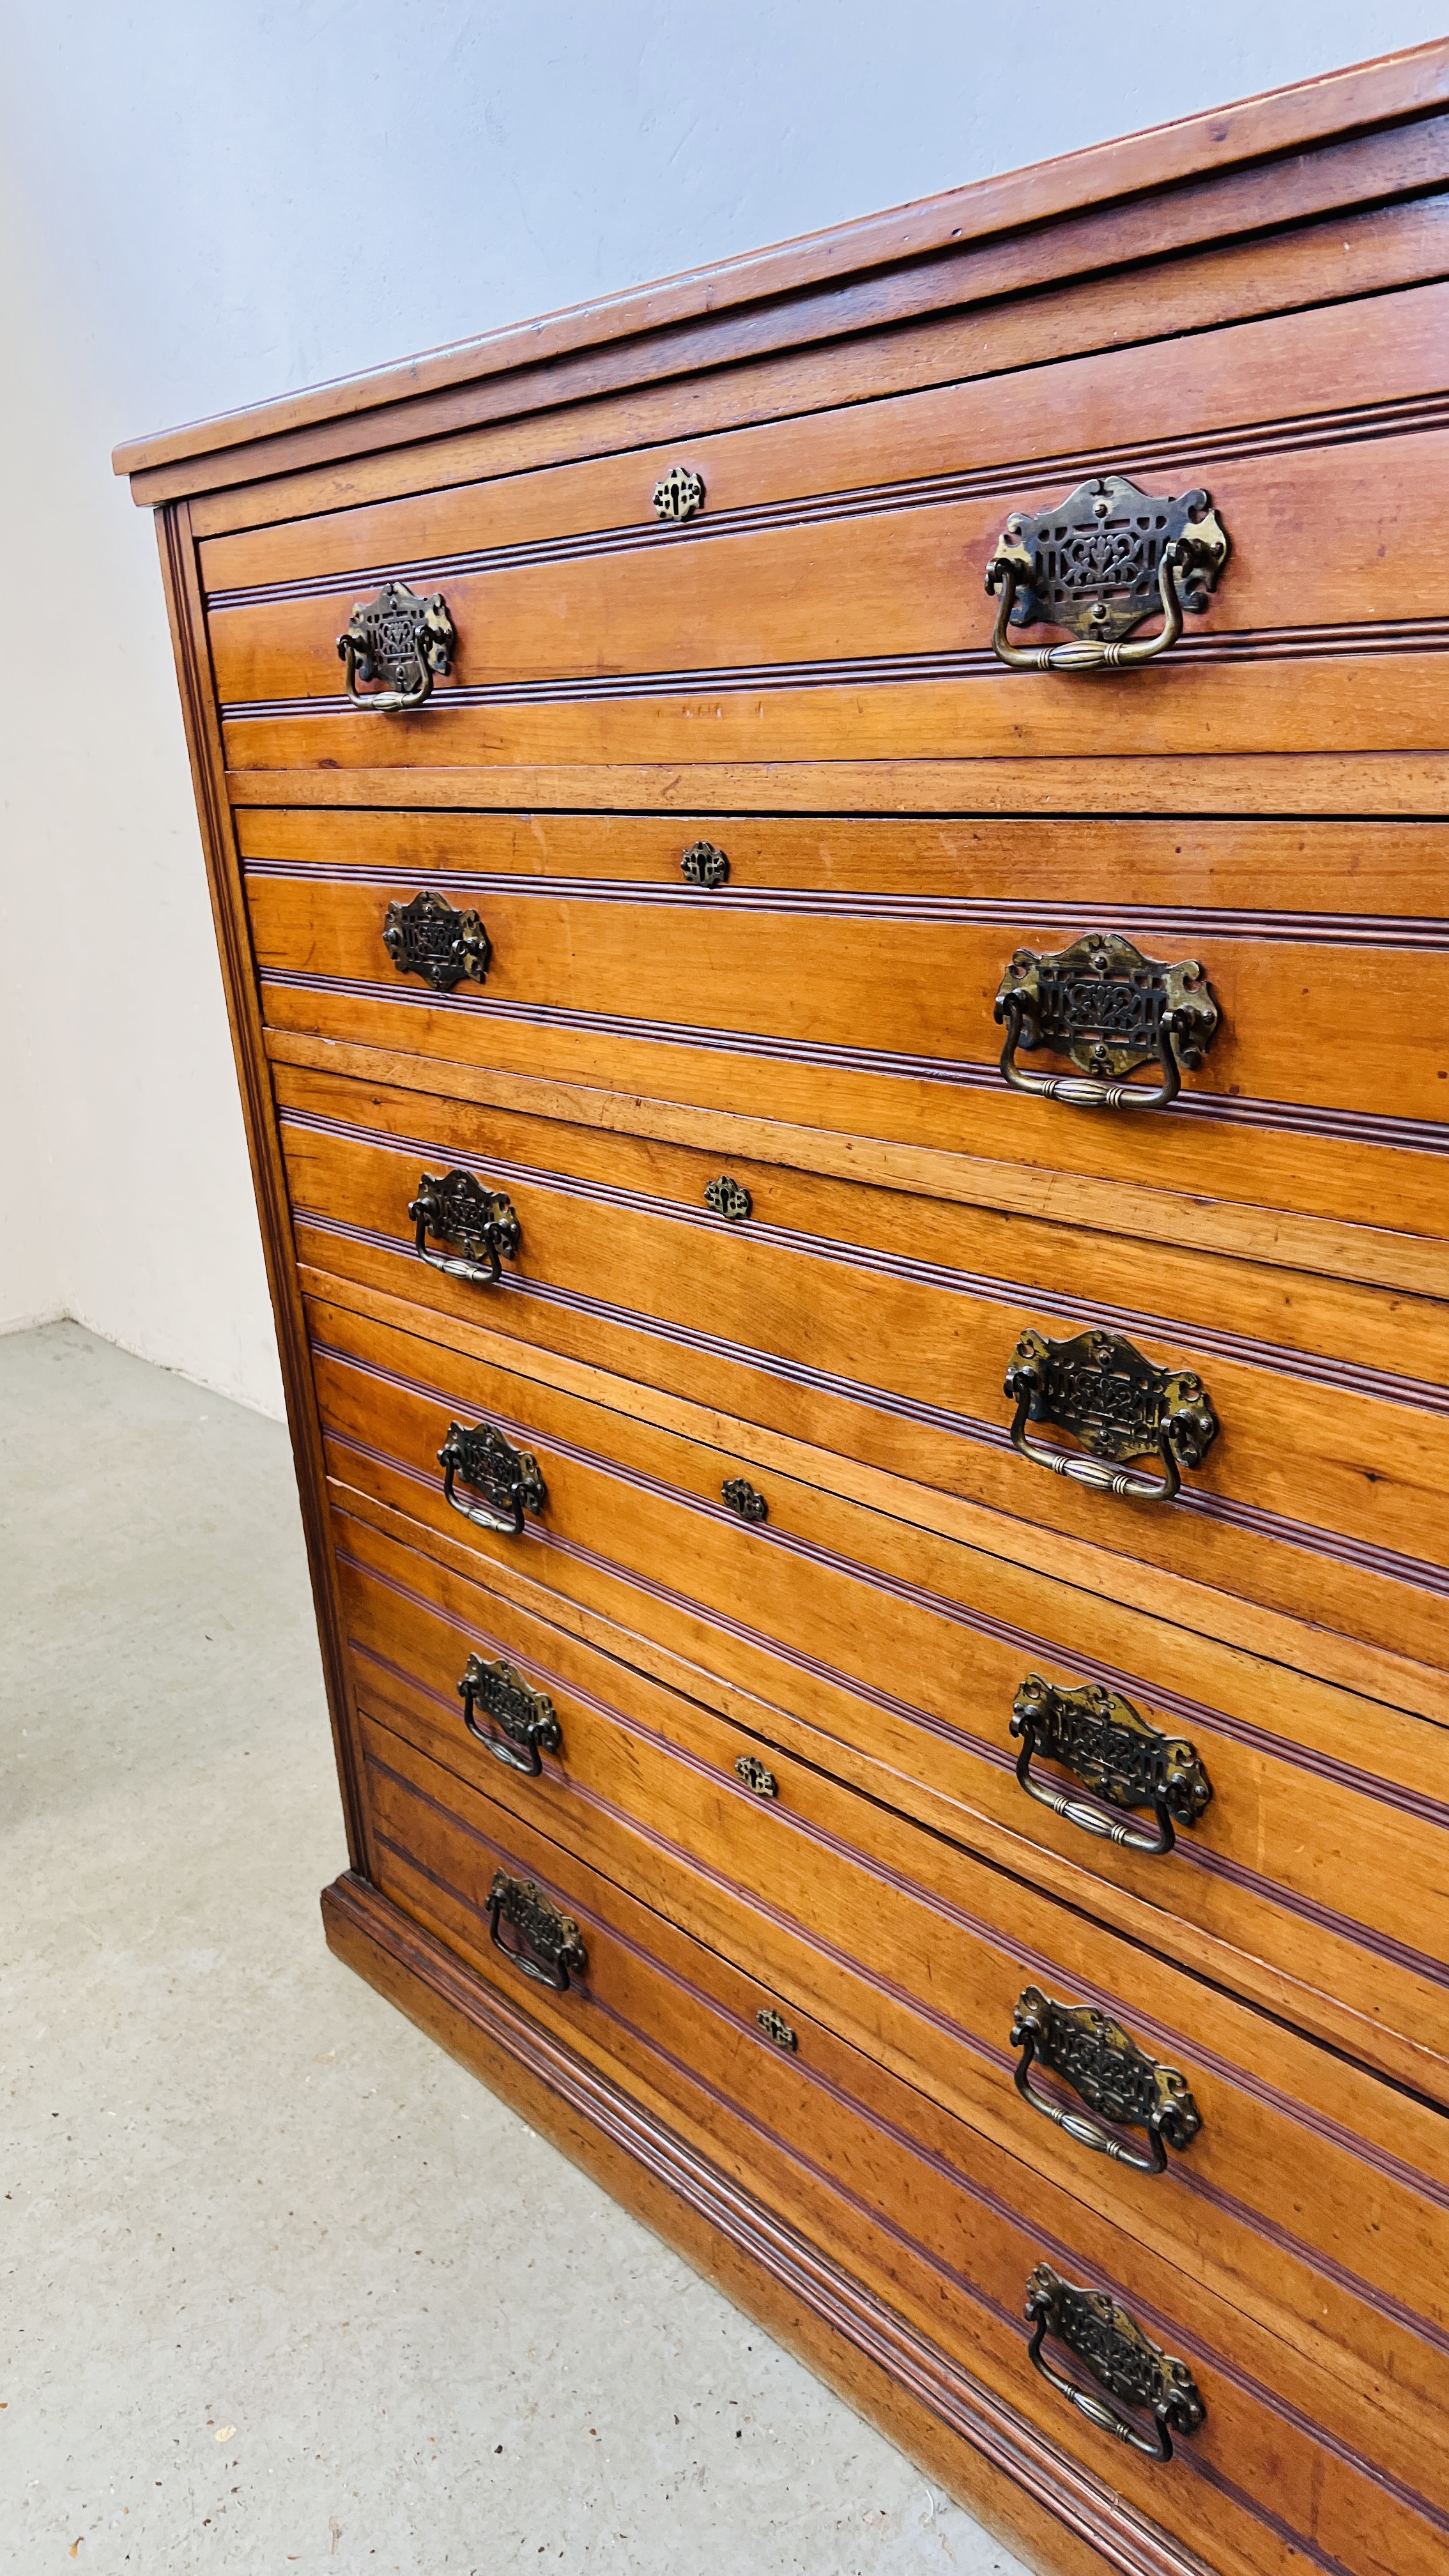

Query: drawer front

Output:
[275, 1064, 1449, 1667]
[355, 1704, 1449, 2576]
[307, 1287, 1449, 2079]
[209, 282, 1449, 781]
[199, 276, 1449, 599]
[247, 816, 1449, 1248]
[335, 1506, 1449, 2454]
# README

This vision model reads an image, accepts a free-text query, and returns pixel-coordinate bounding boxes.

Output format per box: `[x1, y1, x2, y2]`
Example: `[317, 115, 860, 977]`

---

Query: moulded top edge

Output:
[111, 36, 1449, 494]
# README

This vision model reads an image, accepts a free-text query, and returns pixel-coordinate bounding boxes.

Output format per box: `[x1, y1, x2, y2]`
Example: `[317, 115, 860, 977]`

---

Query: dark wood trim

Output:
[321, 1866, 1211, 2576]
[114, 39, 1449, 500]
[155, 500, 372, 1873]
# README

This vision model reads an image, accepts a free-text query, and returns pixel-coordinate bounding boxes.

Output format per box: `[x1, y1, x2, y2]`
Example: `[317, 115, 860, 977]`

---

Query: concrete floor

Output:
[1, 1322, 1031, 2576]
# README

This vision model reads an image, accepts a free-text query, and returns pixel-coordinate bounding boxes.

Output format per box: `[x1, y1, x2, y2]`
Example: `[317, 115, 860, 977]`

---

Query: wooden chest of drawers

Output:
[118, 42, 1449, 2574]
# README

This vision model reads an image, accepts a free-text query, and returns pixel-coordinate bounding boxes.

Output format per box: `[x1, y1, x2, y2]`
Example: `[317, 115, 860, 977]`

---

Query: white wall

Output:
[1, 1, 1442, 1413]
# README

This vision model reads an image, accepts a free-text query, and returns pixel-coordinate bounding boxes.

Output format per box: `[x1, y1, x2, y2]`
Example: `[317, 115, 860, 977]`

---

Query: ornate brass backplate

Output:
[722, 1476, 769, 1522]
[654, 464, 707, 521]
[410, 1169, 521, 1284]
[705, 1174, 752, 1221]
[756, 2007, 798, 2051]
[993, 931, 1218, 1110]
[1011, 1986, 1201, 2173]
[1010, 1673, 1213, 1856]
[680, 838, 730, 888]
[487, 1872, 587, 1991]
[734, 1754, 779, 1798]
[337, 579, 456, 708]
[985, 477, 1229, 671]
[382, 889, 492, 992]
[1004, 1326, 1218, 1502]
[459, 1655, 563, 1776]
[438, 1420, 548, 1536]
[1024, 2266, 1206, 2460]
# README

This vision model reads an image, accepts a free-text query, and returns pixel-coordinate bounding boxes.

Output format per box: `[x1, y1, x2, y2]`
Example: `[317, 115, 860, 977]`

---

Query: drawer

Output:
[308, 1287, 1449, 2085]
[355, 1703, 1449, 2576]
[208, 284, 1449, 777]
[247, 810, 1449, 1251]
[335, 1508, 1449, 2480]
[280, 1085, 1449, 1681]
[199, 276, 1449, 600]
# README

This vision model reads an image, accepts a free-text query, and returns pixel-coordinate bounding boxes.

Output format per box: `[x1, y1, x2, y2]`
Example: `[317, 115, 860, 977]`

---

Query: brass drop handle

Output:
[337, 580, 456, 711]
[1011, 1986, 1201, 2175]
[1024, 2266, 1206, 2461]
[1004, 1328, 1218, 1506]
[438, 1421, 548, 1537]
[1009, 1674, 1212, 1857]
[459, 1655, 562, 1777]
[410, 1171, 521, 1287]
[985, 477, 1229, 673]
[487, 1871, 586, 1992]
[998, 1000, 1184, 1110]
[994, 934, 1219, 1113]
[988, 538, 1187, 671]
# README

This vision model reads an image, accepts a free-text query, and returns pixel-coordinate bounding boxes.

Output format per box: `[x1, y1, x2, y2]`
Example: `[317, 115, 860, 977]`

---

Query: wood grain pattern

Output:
[206, 435, 1449, 716]
[323, 1871, 1206, 2576]
[150, 506, 374, 1878]
[233, 805, 1449, 915]
[353, 1711, 1449, 2576]
[246, 868, 1449, 1129]
[272, 1066, 1449, 1381]
[301, 1291, 1449, 2084]
[304, 1258, 1449, 1726]
[226, 751, 1449, 816]
[197, 281, 1449, 600]
[335, 1514, 1449, 2444]
[187, 194, 1449, 547]
[279, 1103, 1449, 1654]
[126, 63, 1449, 2570]
[220, 647, 1449, 776]
[247, 867, 1449, 1250]
[266, 1026, 1449, 1301]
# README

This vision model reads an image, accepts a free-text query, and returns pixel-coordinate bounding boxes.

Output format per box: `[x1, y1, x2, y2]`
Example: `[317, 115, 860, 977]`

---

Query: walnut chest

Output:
[117, 42, 1449, 2575]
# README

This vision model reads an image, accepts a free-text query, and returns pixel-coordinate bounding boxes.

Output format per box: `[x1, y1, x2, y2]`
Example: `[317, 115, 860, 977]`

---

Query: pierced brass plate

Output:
[459, 1655, 562, 1775]
[654, 464, 706, 521]
[1010, 1673, 1213, 1855]
[722, 1476, 768, 1522]
[1011, 1986, 1201, 2172]
[705, 1174, 752, 1221]
[756, 2007, 797, 2051]
[487, 1873, 587, 1992]
[438, 1420, 548, 1535]
[1024, 2265, 1206, 2460]
[985, 477, 1229, 672]
[994, 931, 1218, 1109]
[1004, 1326, 1217, 1502]
[734, 1754, 778, 1798]
[410, 1169, 520, 1282]
[337, 579, 455, 707]
[680, 839, 730, 888]
[382, 889, 491, 992]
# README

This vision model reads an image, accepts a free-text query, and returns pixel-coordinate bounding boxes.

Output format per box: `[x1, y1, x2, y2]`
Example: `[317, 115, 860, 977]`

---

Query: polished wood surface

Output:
[249, 861, 1449, 1133]
[296, 1216, 1443, 1679]
[307, 1287, 1449, 2084]
[123, 49, 1449, 2570]
[195, 277, 1449, 597]
[334, 1510, 1449, 2439]
[357, 1717, 1449, 2576]
[271, 1023, 1449, 1301]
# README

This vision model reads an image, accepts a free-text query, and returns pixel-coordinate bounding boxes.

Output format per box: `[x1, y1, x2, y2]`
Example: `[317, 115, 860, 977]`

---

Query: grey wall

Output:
[1, 1, 1441, 1408]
